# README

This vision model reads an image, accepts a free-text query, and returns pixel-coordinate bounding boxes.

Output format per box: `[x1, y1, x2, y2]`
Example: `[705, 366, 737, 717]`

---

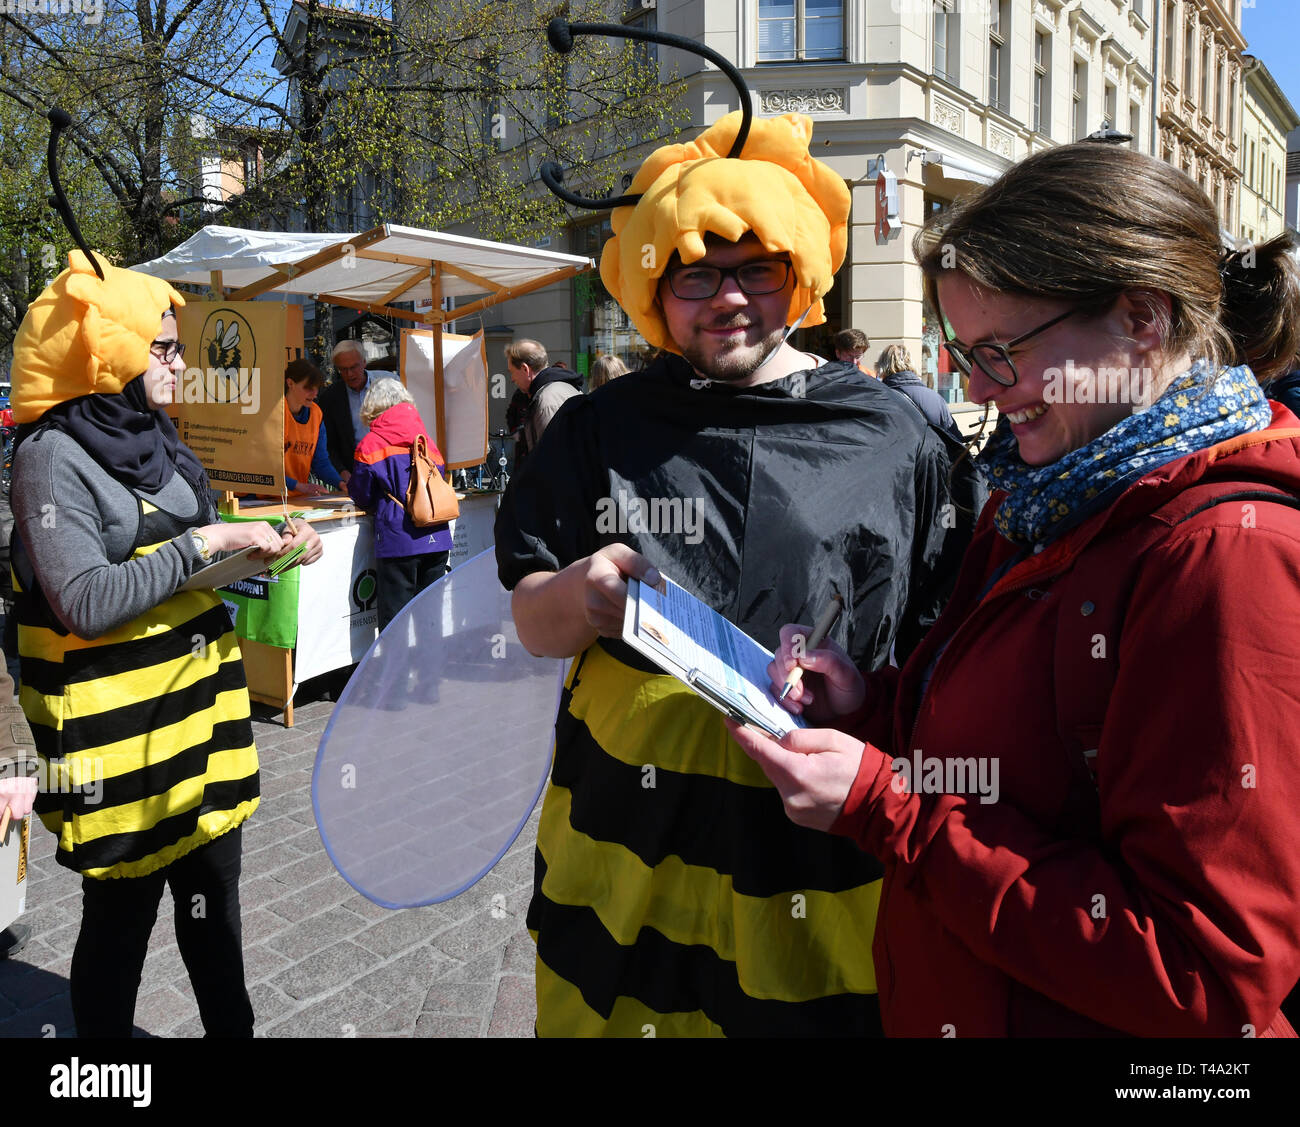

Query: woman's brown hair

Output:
[914, 143, 1300, 384]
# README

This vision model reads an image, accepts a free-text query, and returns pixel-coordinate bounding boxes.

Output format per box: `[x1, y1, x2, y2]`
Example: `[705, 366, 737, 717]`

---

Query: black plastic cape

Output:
[496, 352, 983, 669]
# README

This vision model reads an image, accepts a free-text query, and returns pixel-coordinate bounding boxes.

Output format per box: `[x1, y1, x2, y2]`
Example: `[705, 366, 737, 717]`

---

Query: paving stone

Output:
[413, 1013, 483, 1038]
[356, 1000, 421, 1036]
[420, 979, 495, 1016]
[248, 981, 297, 1028]
[267, 851, 337, 890]
[487, 975, 536, 1038]
[264, 875, 352, 923]
[435, 944, 506, 985]
[0, 963, 69, 1010]
[430, 904, 523, 964]
[242, 943, 294, 983]
[266, 905, 366, 960]
[356, 946, 447, 1007]
[133, 986, 193, 1036]
[240, 907, 295, 944]
[0, 990, 73, 1038]
[270, 940, 376, 1001]
[262, 986, 377, 1037]
[351, 905, 450, 959]
[501, 933, 537, 976]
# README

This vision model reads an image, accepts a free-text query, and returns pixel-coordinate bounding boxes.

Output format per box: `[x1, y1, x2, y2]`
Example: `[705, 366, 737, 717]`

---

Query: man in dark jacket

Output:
[318, 340, 374, 481]
[495, 109, 982, 1037]
[875, 343, 962, 439]
[506, 339, 582, 461]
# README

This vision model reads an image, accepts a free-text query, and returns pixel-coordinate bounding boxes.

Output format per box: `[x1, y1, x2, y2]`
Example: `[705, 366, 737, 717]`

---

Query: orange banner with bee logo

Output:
[176, 301, 286, 494]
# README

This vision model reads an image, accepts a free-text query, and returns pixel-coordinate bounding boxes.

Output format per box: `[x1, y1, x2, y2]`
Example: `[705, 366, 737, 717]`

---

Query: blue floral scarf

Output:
[977, 362, 1271, 548]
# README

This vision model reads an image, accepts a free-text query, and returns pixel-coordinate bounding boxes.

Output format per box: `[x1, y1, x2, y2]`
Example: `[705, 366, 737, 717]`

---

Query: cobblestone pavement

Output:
[0, 687, 542, 1039]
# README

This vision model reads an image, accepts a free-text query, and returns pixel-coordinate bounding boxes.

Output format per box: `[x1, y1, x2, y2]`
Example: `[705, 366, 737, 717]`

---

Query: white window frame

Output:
[757, 0, 845, 65]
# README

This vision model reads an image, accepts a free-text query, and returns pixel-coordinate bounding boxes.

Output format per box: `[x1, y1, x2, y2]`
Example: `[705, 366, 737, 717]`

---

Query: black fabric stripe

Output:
[51, 774, 260, 874]
[16, 653, 66, 698]
[552, 685, 882, 898]
[56, 657, 248, 756]
[59, 604, 234, 683]
[39, 717, 255, 817]
[529, 853, 882, 1037]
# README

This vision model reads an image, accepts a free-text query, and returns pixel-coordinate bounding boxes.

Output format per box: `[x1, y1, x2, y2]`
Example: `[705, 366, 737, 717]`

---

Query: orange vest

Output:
[284, 401, 322, 486]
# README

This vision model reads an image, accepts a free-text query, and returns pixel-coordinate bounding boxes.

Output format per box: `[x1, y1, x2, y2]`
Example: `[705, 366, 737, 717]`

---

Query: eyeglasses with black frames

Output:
[941, 306, 1080, 388]
[150, 339, 186, 364]
[664, 260, 792, 301]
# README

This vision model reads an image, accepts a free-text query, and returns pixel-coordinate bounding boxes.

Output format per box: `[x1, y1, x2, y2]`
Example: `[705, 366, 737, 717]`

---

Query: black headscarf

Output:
[16, 376, 211, 500]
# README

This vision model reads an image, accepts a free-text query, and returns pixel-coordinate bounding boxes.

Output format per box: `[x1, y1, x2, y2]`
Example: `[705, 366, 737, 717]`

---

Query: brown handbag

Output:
[387, 433, 459, 526]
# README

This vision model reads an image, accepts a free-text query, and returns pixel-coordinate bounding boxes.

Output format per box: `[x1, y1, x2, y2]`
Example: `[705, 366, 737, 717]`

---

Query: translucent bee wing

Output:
[311, 548, 561, 908]
[223, 321, 240, 349]
[213, 318, 225, 341]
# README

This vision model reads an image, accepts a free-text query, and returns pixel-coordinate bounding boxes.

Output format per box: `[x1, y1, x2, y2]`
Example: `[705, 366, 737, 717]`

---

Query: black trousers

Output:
[377, 550, 450, 632]
[71, 825, 253, 1038]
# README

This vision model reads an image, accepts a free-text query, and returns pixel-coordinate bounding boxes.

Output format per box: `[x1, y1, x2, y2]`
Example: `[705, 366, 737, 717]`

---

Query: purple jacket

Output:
[347, 402, 454, 558]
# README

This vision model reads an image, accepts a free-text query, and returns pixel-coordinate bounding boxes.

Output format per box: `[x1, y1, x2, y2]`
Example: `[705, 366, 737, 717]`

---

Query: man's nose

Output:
[709, 274, 749, 307]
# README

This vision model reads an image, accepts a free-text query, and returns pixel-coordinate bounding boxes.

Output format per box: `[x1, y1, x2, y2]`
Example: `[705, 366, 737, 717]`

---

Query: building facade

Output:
[458, 0, 1158, 405]
[1238, 56, 1299, 244]
[1154, 1, 1246, 231]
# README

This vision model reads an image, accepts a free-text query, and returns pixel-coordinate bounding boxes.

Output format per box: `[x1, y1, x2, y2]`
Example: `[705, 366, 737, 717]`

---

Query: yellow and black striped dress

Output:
[14, 494, 259, 879]
[529, 643, 882, 1037]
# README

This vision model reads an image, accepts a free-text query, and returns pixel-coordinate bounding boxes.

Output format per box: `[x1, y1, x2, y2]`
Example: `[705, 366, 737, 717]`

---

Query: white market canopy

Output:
[133, 223, 593, 323]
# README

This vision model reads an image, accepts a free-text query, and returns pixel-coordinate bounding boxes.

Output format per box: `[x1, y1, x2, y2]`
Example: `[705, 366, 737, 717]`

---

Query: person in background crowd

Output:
[587, 354, 628, 391]
[832, 328, 875, 377]
[1263, 366, 1300, 419]
[875, 343, 961, 439]
[283, 359, 342, 496]
[7, 252, 320, 1036]
[348, 378, 452, 632]
[730, 143, 1300, 1038]
[506, 339, 582, 462]
[319, 340, 374, 482]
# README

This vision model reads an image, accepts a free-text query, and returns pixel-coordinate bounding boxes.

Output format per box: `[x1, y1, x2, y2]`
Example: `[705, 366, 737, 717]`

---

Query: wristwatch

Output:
[190, 531, 212, 562]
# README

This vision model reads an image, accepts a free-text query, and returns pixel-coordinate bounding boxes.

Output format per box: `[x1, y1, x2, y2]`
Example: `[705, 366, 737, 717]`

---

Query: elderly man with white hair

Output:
[318, 339, 374, 482]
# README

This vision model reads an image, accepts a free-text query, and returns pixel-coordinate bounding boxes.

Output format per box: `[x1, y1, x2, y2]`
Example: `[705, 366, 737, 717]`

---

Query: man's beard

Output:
[679, 316, 787, 383]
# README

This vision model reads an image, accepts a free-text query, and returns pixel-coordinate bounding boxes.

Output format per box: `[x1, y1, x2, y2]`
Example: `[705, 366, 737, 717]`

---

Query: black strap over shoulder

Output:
[1175, 488, 1300, 525]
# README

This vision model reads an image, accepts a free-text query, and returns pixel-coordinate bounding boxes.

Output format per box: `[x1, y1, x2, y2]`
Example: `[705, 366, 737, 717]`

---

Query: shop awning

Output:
[924, 147, 1005, 188]
[133, 224, 594, 323]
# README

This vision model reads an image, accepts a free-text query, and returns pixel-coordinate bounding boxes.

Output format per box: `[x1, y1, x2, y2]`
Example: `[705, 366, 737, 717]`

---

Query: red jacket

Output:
[835, 405, 1300, 1037]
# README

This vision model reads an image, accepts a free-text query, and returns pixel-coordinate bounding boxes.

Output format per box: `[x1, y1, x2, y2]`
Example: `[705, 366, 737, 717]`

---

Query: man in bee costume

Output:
[5, 110, 321, 1036]
[495, 21, 982, 1036]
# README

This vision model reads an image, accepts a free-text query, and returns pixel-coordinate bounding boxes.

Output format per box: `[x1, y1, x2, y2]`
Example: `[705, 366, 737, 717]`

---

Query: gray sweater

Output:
[11, 429, 212, 639]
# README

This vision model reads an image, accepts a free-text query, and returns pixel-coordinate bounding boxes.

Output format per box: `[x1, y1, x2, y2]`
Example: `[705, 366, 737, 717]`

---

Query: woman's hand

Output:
[0, 777, 38, 821]
[769, 623, 867, 725]
[725, 720, 867, 832]
[197, 521, 285, 559]
[295, 482, 325, 497]
[274, 520, 323, 568]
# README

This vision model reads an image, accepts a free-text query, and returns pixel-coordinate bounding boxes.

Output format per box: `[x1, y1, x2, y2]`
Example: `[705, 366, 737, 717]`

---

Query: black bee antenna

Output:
[46, 107, 104, 281]
[539, 18, 754, 211]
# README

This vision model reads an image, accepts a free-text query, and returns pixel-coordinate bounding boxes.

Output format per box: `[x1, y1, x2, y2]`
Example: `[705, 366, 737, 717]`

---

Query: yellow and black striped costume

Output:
[15, 495, 259, 880]
[530, 643, 882, 1036]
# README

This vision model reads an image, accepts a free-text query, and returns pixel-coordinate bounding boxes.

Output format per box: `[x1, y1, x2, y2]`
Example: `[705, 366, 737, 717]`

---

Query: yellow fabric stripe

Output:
[537, 782, 880, 1001]
[62, 739, 258, 845]
[28, 681, 252, 786]
[568, 644, 774, 787]
[18, 589, 224, 659]
[533, 954, 723, 1038]
[80, 802, 260, 881]
[61, 634, 244, 722]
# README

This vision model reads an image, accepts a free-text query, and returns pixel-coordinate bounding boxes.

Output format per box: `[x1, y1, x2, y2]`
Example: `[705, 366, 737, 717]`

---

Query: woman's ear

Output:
[1116, 289, 1171, 358]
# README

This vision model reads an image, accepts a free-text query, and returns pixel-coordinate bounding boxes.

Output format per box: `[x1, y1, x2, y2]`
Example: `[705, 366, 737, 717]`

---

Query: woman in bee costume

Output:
[6, 111, 321, 1036]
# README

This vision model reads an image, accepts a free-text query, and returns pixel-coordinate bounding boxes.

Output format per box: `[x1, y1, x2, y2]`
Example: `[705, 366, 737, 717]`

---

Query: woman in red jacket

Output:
[730, 142, 1300, 1037]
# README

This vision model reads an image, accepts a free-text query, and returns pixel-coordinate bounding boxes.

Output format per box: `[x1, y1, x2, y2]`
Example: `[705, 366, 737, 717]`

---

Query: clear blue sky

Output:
[1241, 3, 1300, 120]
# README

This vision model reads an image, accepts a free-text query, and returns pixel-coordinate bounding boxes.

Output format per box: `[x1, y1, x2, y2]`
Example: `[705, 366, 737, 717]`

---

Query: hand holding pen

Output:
[768, 598, 868, 725]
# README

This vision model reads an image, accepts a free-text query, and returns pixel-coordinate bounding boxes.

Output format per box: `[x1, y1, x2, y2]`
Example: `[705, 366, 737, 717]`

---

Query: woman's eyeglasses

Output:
[150, 340, 186, 364]
[664, 260, 791, 300]
[942, 307, 1080, 388]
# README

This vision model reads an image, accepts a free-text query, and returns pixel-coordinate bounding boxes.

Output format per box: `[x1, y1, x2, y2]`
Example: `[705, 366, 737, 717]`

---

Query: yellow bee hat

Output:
[10, 250, 186, 424]
[598, 110, 850, 354]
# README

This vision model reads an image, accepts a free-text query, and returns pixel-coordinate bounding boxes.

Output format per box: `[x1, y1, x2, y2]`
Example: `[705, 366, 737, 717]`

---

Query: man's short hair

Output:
[832, 329, 869, 354]
[332, 340, 366, 365]
[505, 339, 549, 372]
